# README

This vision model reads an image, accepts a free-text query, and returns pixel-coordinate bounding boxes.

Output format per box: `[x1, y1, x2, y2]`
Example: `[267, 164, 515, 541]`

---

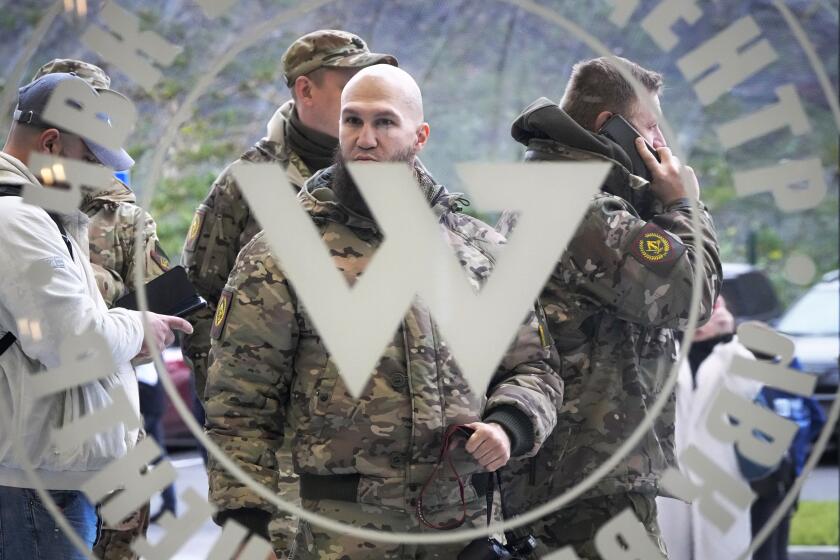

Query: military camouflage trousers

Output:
[92, 501, 150, 559]
[288, 498, 489, 560]
[522, 492, 667, 559]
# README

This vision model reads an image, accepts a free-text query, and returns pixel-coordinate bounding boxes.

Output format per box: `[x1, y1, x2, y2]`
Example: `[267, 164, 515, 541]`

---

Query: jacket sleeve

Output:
[0, 203, 143, 368]
[204, 235, 297, 522]
[562, 195, 722, 329]
[91, 262, 126, 308]
[181, 164, 252, 394]
[484, 305, 563, 457]
[121, 205, 170, 295]
[91, 206, 169, 307]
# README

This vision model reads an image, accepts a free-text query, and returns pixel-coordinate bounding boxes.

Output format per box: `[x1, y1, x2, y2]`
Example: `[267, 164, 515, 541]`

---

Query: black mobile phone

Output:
[598, 114, 660, 181]
[114, 265, 207, 318]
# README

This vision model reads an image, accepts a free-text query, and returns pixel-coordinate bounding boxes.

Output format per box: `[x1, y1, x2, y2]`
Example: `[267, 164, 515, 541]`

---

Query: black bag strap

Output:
[0, 331, 16, 357]
[485, 471, 495, 526]
[484, 471, 517, 542]
[49, 213, 74, 261]
[0, 184, 22, 197]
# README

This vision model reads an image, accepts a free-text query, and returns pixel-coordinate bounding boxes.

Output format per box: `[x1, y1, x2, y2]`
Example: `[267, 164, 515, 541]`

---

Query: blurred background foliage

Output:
[0, 0, 837, 307]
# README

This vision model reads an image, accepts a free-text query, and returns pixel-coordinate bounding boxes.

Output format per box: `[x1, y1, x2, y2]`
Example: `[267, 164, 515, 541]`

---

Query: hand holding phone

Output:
[635, 139, 699, 204]
[599, 115, 698, 204]
[598, 114, 660, 181]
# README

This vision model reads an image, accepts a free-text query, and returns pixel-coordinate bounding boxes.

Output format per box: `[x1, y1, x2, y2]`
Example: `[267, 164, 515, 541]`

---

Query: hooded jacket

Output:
[499, 99, 721, 507]
[205, 163, 563, 536]
[0, 151, 144, 490]
[181, 100, 314, 396]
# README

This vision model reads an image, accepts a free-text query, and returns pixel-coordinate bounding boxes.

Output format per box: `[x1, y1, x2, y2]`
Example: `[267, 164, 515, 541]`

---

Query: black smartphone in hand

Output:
[598, 114, 660, 181]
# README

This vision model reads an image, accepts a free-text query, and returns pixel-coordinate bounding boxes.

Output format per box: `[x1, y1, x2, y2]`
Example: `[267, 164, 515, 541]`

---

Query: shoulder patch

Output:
[184, 208, 206, 252]
[629, 222, 686, 276]
[150, 241, 171, 271]
[210, 289, 234, 340]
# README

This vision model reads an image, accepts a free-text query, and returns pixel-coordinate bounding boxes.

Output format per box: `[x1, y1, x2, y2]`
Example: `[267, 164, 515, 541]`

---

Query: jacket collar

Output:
[298, 162, 459, 233]
[511, 97, 655, 214]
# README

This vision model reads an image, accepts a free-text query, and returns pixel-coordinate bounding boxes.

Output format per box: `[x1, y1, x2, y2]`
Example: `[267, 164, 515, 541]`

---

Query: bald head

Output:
[342, 65, 424, 124]
[339, 64, 430, 164]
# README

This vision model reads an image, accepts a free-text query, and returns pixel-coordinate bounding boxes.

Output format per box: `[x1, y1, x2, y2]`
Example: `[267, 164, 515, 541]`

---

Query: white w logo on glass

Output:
[232, 161, 608, 396]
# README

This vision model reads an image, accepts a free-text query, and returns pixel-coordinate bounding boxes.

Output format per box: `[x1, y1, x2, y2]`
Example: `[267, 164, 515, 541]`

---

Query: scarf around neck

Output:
[287, 108, 339, 172]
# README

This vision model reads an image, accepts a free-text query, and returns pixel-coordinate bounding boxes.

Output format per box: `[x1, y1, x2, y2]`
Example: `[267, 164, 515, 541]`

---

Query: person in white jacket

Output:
[657, 296, 762, 559]
[0, 72, 191, 559]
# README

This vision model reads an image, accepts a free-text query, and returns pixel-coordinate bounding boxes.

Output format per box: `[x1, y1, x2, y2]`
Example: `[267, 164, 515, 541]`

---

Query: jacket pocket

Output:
[199, 211, 223, 279]
[53, 380, 126, 471]
[311, 375, 339, 417]
[312, 368, 362, 443]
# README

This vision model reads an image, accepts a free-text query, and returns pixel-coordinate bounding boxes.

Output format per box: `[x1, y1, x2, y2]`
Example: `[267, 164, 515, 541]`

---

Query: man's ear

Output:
[415, 123, 430, 152]
[294, 76, 314, 106]
[593, 111, 613, 132]
[37, 128, 62, 155]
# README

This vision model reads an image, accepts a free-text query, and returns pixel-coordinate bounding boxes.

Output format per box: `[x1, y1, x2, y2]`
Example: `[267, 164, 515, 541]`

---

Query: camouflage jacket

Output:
[205, 164, 562, 526]
[499, 99, 721, 508]
[181, 101, 313, 395]
[83, 179, 170, 306]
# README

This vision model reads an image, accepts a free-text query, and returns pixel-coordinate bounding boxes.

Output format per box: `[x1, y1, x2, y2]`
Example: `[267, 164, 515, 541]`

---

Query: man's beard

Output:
[331, 147, 417, 218]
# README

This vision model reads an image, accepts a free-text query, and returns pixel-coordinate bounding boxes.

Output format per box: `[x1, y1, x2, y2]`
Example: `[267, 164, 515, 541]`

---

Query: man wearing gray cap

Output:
[30, 58, 177, 560]
[0, 72, 192, 559]
[179, 29, 396, 557]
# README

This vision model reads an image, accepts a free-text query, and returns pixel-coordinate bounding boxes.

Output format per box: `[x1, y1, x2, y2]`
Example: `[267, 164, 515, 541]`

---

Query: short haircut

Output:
[289, 67, 327, 101]
[560, 56, 663, 131]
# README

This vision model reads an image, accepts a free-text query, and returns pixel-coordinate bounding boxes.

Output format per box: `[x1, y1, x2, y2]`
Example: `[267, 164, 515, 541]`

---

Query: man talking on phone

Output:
[497, 57, 721, 558]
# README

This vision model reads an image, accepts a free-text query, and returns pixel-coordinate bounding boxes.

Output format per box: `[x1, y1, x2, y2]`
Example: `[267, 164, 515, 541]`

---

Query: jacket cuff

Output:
[216, 507, 271, 540]
[663, 197, 693, 212]
[483, 404, 535, 457]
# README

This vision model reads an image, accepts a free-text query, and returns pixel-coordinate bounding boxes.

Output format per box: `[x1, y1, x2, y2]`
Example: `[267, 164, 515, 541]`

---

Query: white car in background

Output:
[776, 270, 840, 450]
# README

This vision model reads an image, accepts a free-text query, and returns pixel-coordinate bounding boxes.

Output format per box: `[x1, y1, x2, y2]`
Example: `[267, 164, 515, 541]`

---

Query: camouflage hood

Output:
[259, 100, 310, 188]
[512, 98, 656, 217]
[263, 99, 298, 160]
[80, 178, 136, 215]
[299, 161, 458, 234]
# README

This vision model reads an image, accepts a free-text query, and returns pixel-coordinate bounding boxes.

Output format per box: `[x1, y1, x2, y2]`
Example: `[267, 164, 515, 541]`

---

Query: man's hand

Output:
[464, 422, 511, 472]
[136, 312, 193, 358]
[636, 137, 700, 205]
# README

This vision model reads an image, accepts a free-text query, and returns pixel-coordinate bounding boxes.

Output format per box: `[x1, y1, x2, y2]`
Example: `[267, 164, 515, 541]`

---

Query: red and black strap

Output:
[416, 424, 475, 530]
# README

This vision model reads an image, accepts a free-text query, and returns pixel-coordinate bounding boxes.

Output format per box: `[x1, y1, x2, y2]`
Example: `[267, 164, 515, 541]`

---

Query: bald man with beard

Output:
[204, 65, 562, 559]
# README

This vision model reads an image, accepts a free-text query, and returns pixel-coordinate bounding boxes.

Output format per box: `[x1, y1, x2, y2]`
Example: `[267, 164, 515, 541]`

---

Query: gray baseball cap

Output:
[13, 73, 134, 171]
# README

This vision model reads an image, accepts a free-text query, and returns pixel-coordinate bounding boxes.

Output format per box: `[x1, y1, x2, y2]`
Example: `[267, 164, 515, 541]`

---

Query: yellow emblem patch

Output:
[637, 231, 671, 262]
[184, 209, 205, 252]
[214, 297, 227, 327]
[210, 289, 233, 339]
[151, 241, 172, 271]
[629, 223, 686, 276]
